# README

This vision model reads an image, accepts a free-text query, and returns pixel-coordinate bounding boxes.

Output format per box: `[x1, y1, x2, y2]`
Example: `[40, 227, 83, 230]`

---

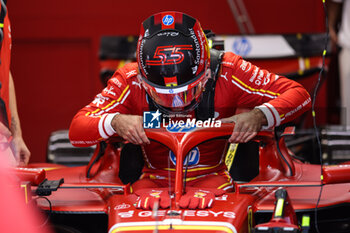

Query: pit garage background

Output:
[7, 0, 334, 163]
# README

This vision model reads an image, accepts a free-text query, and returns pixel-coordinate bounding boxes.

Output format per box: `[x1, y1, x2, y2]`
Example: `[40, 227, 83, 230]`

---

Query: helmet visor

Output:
[138, 70, 209, 109]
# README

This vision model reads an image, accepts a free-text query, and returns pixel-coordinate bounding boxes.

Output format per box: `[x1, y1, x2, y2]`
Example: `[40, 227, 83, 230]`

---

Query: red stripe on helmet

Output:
[154, 13, 161, 25]
[175, 12, 183, 24]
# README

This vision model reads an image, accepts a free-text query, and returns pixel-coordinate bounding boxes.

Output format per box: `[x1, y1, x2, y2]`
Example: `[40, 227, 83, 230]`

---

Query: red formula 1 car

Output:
[16, 124, 350, 233]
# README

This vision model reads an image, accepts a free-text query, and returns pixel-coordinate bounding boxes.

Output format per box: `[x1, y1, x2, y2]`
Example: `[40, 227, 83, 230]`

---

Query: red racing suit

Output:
[69, 52, 311, 189]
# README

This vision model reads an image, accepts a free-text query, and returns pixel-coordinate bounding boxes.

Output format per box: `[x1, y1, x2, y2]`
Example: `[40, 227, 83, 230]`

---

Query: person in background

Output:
[0, 1, 30, 166]
[328, 0, 350, 125]
[0, 3, 51, 233]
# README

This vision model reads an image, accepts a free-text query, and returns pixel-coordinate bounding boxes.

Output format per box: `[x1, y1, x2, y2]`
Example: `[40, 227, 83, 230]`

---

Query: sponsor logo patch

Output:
[114, 203, 131, 210]
[169, 147, 200, 166]
[162, 15, 174, 26]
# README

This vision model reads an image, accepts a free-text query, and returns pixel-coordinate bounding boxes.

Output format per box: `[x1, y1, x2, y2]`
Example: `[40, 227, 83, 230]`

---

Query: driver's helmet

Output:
[137, 11, 210, 113]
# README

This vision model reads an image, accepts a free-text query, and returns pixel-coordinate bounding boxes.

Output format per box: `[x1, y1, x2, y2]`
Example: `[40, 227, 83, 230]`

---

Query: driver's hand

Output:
[179, 187, 226, 209]
[220, 108, 267, 143]
[111, 114, 150, 145]
[135, 188, 171, 209]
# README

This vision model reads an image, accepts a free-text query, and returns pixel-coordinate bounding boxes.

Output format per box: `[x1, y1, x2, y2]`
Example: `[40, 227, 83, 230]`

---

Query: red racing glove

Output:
[134, 188, 171, 209]
[179, 188, 226, 209]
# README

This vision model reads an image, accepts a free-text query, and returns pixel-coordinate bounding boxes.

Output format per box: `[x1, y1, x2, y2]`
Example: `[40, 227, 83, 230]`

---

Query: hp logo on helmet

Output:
[162, 15, 174, 26]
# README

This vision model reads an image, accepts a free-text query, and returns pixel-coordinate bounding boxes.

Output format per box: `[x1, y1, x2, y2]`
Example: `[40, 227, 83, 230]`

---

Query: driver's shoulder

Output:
[107, 62, 140, 89]
[220, 51, 242, 69]
[117, 62, 139, 80]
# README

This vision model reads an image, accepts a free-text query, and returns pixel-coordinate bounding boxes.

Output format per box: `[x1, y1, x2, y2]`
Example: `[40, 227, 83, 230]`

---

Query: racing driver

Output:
[69, 12, 311, 209]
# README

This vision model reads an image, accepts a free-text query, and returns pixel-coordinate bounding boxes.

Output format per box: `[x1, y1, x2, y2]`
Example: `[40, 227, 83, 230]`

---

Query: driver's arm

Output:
[111, 114, 149, 145]
[69, 63, 149, 146]
[220, 53, 311, 143]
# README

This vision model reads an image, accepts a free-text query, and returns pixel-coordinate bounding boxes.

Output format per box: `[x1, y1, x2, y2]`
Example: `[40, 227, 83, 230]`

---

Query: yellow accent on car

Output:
[274, 199, 284, 217]
[225, 143, 238, 171]
[20, 184, 29, 204]
[302, 215, 310, 227]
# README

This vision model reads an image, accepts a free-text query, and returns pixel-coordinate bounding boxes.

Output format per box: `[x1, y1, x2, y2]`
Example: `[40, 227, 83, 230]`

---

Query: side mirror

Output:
[322, 164, 350, 184]
[13, 167, 46, 186]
